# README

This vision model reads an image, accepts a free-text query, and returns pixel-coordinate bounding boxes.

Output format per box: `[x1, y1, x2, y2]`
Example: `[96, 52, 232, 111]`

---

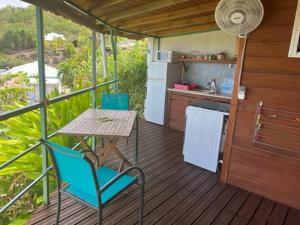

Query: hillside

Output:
[0, 5, 85, 42]
[0, 5, 88, 68]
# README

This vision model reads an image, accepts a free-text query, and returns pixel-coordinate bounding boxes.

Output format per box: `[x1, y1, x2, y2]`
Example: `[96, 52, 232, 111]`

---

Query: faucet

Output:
[207, 79, 217, 94]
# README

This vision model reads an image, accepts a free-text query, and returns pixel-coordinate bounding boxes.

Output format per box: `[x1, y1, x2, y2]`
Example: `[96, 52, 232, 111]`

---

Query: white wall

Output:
[147, 30, 237, 92]
[159, 30, 236, 56]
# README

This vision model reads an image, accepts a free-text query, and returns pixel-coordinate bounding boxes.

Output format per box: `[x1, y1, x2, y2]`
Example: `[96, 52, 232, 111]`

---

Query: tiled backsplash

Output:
[184, 63, 236, 92]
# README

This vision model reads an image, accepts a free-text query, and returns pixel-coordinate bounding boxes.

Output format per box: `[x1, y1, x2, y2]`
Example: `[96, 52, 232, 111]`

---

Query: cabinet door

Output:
[169, 94, 190, 131]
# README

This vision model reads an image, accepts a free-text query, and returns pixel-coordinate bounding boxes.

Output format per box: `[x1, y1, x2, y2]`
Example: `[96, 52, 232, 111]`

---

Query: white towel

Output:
[183, 106, 226, 172]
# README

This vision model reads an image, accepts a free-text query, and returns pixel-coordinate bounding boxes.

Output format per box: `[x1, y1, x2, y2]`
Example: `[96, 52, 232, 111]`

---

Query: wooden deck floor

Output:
[27, 121, 300, 225]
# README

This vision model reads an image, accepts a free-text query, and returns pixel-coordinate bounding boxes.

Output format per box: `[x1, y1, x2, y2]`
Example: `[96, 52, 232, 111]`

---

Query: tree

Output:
[0, 29, 36, 51]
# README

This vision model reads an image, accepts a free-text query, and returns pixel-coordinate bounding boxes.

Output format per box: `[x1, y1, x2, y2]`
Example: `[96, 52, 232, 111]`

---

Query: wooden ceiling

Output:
[23, 0, 220, 39]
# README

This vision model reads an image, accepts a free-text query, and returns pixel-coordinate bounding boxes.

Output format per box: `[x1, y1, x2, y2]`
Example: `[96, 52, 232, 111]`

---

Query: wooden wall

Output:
[222, 0, 300, 209]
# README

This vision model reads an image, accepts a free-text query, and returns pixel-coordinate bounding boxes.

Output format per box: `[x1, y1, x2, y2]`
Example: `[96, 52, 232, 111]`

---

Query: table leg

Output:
[77, 136, 92, 151]
[118, 158, 125, 173]
[96, 138, 118, 166]
[112, 145, 132, 167]
[96, 137, 132, 171]
[77, 136, 98, 167]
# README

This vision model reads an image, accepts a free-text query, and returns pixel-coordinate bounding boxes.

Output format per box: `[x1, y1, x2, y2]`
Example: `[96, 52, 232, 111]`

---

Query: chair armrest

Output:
[99, 166, 145, 193]
[79, 150, 99, 168]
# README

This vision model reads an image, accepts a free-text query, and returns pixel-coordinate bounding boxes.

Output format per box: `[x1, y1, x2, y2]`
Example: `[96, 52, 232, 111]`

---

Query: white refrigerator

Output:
[144, 62, 181, 125]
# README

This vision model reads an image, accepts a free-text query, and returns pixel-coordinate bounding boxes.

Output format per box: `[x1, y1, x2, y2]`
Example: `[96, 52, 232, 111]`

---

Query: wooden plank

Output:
[243, 57, 300, 75]
[170, 102, 187, 113]
[169, 121, 185, 131]
[88, 0, 128, 13]
[42, 203, 87, 225]
[149, 23, 219, 37]
[262, 8, 297, 26]
[262, 0, 298, 9]
[211, 189, 250, 225]
[155, 175, 219, 225]
[227, 145, 300, 209]
[244, 87, 300, 108]
[220, 38, 246, 182]
[241, 72, 300, 91]
[133, 14, 215, 33]
[173, 182, 228, 225]
[248, 199, 275, 225]
[111, 1, 218, 28]
[142, 171, 214, 225]
[192, 186, 238, 224]
[107, 167, 204, 224]
[50, 155, 186, 225]
[284, 208, 300, 225]
[248, 25, 293, 42]
[104, 0, 191, 22]
[169, 112, 185, 122]
[230, 194, 263, 225]
[66, 154, 185, 224]
[245, 42, 290, 57]
[78, 166, 201, 225]
[267, 203, 289, 225]
[28, 198, 78, 224]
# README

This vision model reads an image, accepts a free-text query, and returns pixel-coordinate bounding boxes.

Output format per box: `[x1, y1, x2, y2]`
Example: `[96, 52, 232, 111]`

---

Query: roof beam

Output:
[148, 23, 219, 37]
[88, 0, 127, 13]
[114, 1, 218, 29]
[102, 0, 191, 22]
[131, 14, 215, 33]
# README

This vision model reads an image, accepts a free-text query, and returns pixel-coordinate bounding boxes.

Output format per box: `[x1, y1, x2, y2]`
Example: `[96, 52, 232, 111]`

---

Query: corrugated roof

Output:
[3, 61, 58, 78]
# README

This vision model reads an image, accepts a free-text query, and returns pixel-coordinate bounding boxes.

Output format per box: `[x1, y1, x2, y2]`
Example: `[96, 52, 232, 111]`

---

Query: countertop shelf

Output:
[178, 58, 236, 64]
[168, 88, 232, 100]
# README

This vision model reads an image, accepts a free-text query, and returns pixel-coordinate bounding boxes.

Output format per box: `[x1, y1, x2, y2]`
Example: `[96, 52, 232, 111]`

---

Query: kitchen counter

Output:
[167, 88, 231, 131]
[168, 88, 232, 100]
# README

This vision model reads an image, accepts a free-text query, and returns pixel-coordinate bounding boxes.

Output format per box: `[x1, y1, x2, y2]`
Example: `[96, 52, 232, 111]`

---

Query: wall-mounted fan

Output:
[215, 0, 264, 38]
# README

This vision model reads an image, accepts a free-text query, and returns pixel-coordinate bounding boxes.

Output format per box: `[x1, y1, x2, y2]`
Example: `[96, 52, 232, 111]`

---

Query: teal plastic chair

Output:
[101, 93, 129, 110]
[41, 139, 144, 225]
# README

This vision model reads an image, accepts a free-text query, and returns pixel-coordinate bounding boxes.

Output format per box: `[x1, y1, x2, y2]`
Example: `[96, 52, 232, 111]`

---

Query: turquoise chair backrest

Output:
[101, 93, 129, 110]
[45, 141, 98, 202]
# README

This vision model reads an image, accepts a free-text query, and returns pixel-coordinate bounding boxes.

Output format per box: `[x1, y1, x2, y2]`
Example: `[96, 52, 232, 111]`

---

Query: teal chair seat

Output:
[64, 165, 136, 205]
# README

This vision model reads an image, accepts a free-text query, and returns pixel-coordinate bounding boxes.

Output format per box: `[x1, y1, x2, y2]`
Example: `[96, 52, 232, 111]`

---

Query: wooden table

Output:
[57, 109, 138, 171]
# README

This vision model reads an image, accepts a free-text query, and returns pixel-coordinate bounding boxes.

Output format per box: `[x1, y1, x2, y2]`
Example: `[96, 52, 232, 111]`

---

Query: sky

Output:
[0, 0, 29, 8]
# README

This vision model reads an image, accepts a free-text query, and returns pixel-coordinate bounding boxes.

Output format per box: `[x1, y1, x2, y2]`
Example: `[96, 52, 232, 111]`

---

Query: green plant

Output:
[0, 91, 92, 224]
[0, 72, 32, 113]
[0, 53, 25, 69]
[0, 29, 36, 51]
[118, 40, 147, 116]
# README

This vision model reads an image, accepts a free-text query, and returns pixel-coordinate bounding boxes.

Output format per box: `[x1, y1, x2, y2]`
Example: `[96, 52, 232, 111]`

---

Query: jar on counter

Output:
[217, 52, 226, 60]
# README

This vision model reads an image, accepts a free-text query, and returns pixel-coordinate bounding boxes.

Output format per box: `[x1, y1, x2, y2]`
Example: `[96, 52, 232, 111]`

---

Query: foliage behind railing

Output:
[0, 81, 114, 225]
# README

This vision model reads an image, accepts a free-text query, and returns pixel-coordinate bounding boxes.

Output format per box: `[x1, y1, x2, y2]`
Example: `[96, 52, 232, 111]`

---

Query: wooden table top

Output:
[57, 109, 137, 138]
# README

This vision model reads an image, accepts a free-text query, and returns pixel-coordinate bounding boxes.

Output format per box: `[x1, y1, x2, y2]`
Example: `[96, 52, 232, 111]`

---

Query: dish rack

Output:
[251, 101, 300, 160]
